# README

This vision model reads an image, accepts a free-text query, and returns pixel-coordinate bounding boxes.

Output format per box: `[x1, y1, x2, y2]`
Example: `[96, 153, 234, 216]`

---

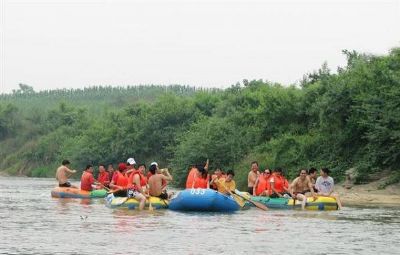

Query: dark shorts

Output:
[59, 182, 71, 187]
[114, 189, 128, 197]
[157, 191, 168, 200]
[248, 187, 253, 194]
[270, 192, 291, 198]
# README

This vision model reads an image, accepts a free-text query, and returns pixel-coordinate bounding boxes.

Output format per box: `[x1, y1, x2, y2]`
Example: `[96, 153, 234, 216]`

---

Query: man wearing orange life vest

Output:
[97, 164, 110, 187]
[81, 164, 96, 191]
[247, 161, 260, 194]
[253, 168, 272, 196]
[269, 167, 290, 198]
[109, 163, 129, 196]
[126, 160, 147, 210]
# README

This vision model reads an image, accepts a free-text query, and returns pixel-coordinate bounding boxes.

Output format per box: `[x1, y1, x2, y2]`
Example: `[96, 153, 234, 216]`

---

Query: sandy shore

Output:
[336, 179, 400, 207]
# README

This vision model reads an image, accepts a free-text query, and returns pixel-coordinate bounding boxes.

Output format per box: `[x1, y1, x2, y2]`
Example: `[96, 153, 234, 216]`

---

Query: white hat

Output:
[150, 162, 158, 167]
[127, 158, 136, 165]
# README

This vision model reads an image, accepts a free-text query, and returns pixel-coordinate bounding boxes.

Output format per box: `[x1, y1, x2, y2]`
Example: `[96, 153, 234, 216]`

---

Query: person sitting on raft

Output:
[253, 168, 272, 196]
[109, 163, 129, 196]
[80, 164, 97, 192]
[210, 168, 226, 190]
[269, 167, 290, 198]
[97, 164, 110, 188]
[247, 161, 260, 194]
[289, 169, 317, 210]
[209, 170, 236, 195]
[126, 163, 148, 210]
[315, 168, 343, 209]
[148, 164, 173, 199]
[56, 159, 78, 188]
[308, 167, 318, 192]
[185, 163, 209, 189]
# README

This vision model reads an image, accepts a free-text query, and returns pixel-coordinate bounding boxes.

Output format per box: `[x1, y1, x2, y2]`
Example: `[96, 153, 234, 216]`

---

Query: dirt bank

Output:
[336, 178, 400, 207]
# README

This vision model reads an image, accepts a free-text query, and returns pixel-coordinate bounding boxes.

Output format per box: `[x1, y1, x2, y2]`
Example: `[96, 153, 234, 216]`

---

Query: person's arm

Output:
[289, 178, 297, 197]
[134, 174, 145, 194]
[206, 174, 210, 189]
[253, 177, 259, 196]
[328, 178, 334, 196]
[161, 169, 173, 181]
[307, 179, 317, 198]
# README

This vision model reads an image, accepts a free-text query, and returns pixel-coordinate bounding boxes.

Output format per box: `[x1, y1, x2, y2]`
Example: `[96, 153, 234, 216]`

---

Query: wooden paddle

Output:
[233, 189, 268, 211]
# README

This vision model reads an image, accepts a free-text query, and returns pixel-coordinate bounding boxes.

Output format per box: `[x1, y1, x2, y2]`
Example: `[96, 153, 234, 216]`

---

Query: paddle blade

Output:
[149, 201, 154, 211]
[250, 200, 268, 211]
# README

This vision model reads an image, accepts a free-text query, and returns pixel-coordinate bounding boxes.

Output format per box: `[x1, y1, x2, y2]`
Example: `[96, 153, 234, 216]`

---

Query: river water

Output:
[1, 177, 399, 255]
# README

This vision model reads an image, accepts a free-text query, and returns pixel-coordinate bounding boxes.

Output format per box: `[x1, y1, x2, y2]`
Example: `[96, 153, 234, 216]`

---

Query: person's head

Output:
[274, 167, 283, 176]
[107, 163, 114, 172]
[299, 169, 308, 178]
[138, 164, 146, 173]
[196, 164, 207, 179]
[251, 161, 259, 172]
[126, 157, 136, 168]
[320, 167, 330, 177]
[85, 164, 93, 172]
[118, 163, 127, 172]
[308, 167, 317, 177]
[98, 164, 106, 173]
[226, 170, 235, 182]
[149, 164, 157, 175]
[62, 159, 70, 166]
[214, 168, 222, 177]
[264, 168, 271, 176]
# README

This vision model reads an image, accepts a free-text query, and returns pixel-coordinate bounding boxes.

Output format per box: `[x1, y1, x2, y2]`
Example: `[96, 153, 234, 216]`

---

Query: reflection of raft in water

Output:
[105, 194, 169, 210]
[169, 189, 241, 212]
[51, 187, 108, 199]
[248, 194, 339, 211]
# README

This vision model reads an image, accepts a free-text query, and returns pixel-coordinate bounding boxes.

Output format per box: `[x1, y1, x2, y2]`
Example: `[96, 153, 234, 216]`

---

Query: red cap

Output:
[118, 163, 127, 171]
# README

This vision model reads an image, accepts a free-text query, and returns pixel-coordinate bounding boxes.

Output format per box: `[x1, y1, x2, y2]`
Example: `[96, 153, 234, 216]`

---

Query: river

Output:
[1, 177, 399, 255]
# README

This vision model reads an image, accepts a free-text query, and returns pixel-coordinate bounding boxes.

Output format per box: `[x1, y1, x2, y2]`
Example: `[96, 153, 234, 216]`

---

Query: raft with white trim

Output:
[105, 194, 169, 210]
[168, 189, 240, 212]
[51, 187, 108, 199]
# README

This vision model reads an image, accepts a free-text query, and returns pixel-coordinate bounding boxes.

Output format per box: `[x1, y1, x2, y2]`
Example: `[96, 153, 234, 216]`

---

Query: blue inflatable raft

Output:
[169, 188, 240, 212]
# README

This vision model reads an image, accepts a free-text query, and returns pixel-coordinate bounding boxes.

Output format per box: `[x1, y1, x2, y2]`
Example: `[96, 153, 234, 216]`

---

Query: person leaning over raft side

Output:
[148, 164, 173, 199]
[210, 170, 236, 195]
[56, 159, 78, 188]
[81, 164, 97, 192]
[247, 161, 260, 194]
[315, 168, 343, 209]
[269, 167, 290, 198]
[289, 169, 317, 210]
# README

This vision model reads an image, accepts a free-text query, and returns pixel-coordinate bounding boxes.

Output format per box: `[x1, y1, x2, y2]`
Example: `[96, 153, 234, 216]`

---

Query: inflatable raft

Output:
[105, 194, 169, 210]
[168, 189, 240, 212]
[51, 187, 108, 199]
[249, 195, 339, 211]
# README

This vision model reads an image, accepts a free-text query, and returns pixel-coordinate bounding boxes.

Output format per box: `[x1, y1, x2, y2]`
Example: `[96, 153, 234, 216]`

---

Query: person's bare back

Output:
[55, 161, 76, 187]
[148, 174, 164, 196]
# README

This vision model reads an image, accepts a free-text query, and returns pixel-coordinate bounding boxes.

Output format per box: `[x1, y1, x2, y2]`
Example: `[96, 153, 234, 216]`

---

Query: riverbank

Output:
[336, 178, 400, 207]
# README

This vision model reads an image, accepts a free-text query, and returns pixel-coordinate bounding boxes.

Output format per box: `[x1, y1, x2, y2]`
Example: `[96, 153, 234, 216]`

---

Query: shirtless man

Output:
[290, 169, 317, 209]
[247, 161, 260, 194]
[148, 164, 173, 199]
[56, 160, 77, 188]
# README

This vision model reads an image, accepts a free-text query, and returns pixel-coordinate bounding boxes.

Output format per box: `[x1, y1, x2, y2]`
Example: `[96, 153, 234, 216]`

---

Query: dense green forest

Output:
[1, 48, 399, 189]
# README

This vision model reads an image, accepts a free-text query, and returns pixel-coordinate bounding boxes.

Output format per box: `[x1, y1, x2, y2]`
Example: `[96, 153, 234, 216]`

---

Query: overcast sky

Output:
[0, 0, 399, 94]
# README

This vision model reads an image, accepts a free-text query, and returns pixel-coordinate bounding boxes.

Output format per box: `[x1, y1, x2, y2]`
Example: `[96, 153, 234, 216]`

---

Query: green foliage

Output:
[1, 48, 400, 189]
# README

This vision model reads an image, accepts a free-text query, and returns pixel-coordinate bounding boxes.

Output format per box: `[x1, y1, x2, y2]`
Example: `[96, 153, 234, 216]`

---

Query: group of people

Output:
[247, 161, 343, 209]
[55, 158, 173, 210]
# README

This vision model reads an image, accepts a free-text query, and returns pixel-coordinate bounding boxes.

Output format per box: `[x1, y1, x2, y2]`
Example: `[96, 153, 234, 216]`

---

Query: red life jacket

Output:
[81, 171, 95, 191]
[97, 171, 109, 185]
[255, 175, 267, 196]
[272, 174, 288, 193]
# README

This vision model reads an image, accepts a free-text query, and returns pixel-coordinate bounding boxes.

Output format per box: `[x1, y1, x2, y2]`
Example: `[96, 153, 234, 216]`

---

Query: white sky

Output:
[0, 0, 399, 93]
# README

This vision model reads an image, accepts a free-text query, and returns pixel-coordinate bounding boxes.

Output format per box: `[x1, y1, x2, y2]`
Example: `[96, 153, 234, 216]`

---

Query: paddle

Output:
[233, 189, 268, 211]
[148, 197, 154, 211]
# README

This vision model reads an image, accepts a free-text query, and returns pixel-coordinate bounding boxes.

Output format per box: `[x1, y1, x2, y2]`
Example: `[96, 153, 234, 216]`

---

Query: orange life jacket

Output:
[128, 170, 147, 189]
[272, 174, 288, 193]
[255, 175, 268, 196]
[115, 171, 129, 188]
[185, 168, 197, 189]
